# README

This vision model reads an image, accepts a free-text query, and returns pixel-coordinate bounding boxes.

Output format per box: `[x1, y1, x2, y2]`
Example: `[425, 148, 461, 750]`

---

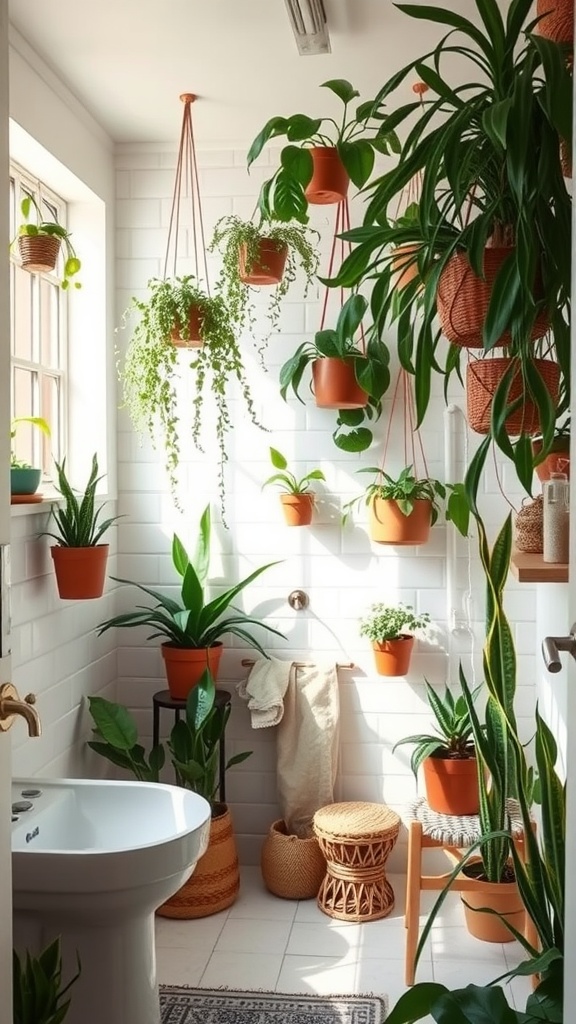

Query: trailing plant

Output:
[247, 78, 400, 223]
[262, 447, 325, 495]
[44, 453, 120, 548]
[16, 194, 82, 290]
[10, 416, 51, 469]
[327, 0, 572, 500]
[209, 216, 319, 347]
[359, 602, 431, 644]
[393, 679, 480, 776]
[343, 465, 470, 535]
[13, 936, 81, 1024]
[97, 504, 285, 655]
[279, 293, 390, 452]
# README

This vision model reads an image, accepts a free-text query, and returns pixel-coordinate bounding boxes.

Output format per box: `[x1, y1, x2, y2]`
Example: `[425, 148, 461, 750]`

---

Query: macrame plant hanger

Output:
[164, 92, 211, 347]
[390, 82, 428, 291]
[380, 367, 431, 484]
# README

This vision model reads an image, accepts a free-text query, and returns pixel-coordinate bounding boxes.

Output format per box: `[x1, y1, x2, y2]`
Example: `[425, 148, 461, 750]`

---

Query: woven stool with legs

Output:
[403, 797, 538, 986]
[313, 802, 400, 922]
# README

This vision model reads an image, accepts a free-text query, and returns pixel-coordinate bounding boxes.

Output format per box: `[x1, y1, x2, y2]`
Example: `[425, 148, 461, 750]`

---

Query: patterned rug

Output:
[159, 986, 387, 1024]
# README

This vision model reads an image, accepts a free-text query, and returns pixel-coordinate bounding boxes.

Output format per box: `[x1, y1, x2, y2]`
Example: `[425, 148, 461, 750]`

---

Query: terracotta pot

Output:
[238, 239, 288, 285]
[437, 248, 549, 348]
[280, 493, 314, 527]
[18, 235, 61, 273]
[537, 0, 574, 43]
[170, 305, 204, 348]
[461, 861, 525, 943]
[466, 358, 561, 437]
[261, 819, 327, 900]
[369, 497, 432, 546]
[305, 147, 349, 205]
[391, 244, 421, 291]
[372, 635, 414, 677]
[157, 804, 239, 918]
[423, 752, 480, 816]
[532, 438, 570, 482]
[51, 544, 109, 600]
[161, 642, 223, 700]
[312, 358, 368, 410]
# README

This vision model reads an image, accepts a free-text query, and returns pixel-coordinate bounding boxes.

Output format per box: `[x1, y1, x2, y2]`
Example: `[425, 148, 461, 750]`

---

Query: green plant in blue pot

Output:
[10, 416, 51, 499]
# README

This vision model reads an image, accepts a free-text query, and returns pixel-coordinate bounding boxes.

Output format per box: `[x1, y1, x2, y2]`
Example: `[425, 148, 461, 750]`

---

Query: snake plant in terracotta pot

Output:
[13, 936, 81, 1024]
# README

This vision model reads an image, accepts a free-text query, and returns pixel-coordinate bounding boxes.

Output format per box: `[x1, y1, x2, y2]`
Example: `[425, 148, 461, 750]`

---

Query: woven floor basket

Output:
[18, 235, 61, 273]
[537, 0, 574, 43]
[515, 495, 544, 553]
[157, 804, 239, 919]
[466, 358, 560, 436]
[436, 249, 549, 348]
[261, 819, 327, 900]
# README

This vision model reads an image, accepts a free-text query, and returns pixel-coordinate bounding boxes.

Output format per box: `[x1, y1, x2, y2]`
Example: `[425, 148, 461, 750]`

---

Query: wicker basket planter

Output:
[261, 819, 327, 900]
[157, 804, 239, 918]
[515, 496, 544, 554]
[466, 358, 561, 436]
[18, 235, 61, 273]
[537, 0, 573, 43]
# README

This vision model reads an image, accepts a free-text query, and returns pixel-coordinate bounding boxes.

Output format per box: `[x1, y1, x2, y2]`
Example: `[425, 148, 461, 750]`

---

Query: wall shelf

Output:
[510, 550, 568, 584]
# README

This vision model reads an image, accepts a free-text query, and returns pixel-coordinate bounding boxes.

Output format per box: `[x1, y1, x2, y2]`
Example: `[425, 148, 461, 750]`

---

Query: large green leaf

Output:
[321, 79, 359, 105]
[338, 140, 375, 189]
[280, 145, 314, 185]
[247, 116, 289, 167]
[87, 696, 138, 749]
[285, 114, 322, 142]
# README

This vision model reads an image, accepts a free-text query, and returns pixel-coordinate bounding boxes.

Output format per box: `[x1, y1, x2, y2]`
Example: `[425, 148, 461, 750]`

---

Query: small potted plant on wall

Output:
[45, 454, 120, 600]
[97, 504, 285, 699]
[262, 447, 325, 526]
[15, 194, 82, 290]
[393, 680, 481, 815]
[344, 465, 446, 545]
[10, 416, 51, 501]
[359, 602, 432, 677]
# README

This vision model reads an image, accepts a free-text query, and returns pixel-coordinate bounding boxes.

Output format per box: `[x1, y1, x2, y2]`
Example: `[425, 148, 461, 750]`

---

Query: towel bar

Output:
[241, 659, 354, 670]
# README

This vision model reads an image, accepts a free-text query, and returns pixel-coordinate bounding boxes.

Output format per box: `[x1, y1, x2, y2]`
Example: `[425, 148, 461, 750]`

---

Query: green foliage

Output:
[279, 293, 390, 453]
[386, 979, 560, 1024]
[209, 216, 319, 348]
[44, 453, 121, 548]
[359, 601, 431, 643]
[262, 447, 325, 495]
[342, 465, 469, 534]
[247, 79, 400, 223]
[393, 679, 480, 776]
[10, 416, 51, 469]
[97, 504, 285, 655]
[87, 671, 251, 803]
[17, 194, 82, 290]
[13, 936, 81, 1024]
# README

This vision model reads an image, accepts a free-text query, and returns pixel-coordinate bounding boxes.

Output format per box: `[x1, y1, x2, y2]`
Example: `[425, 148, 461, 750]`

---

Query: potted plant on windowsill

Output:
[44, 454, 120, 600]
[359, 602, 432, 677]
[97, 504, 285, 699]
[10, 416, 51, 501]
[15, 194, 82, 290]
[13, 936, 81, 1024]
[247, 79, 400, 221]
[262, 447, 325, 526]
[393, 680, 481, 815]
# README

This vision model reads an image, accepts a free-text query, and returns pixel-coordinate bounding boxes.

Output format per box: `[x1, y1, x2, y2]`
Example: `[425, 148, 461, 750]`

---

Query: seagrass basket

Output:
[515, 495, 544, 554]
[157, 804, 239, 919]
[466, 357, 560, 436]
[436, 249, 549, 348]
[261, 819, 326, 900]
[537, 0, 573, 43]
[18, 235, 61, 273]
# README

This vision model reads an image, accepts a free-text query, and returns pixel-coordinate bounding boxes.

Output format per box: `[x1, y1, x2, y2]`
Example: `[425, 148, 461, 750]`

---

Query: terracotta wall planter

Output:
[437, 249, 549, 348]
[531, 438, 570, 482]
[312, 358, 368, 410]
[280, 493, 314, 527]
[372, 635, 414, 677]
[261, 819, 327, 900]
[461, 861, 525, 943]
[466, 358, 561, 436]
[537, 0, 573, 43]
[304, 147, 349, 205]
[161, 642, 223, 700]
[51, 544, 109, 600]
[157, 804, 239, 918]
[238, 239, 288, 285]
[18, 235, 61, 274]
[369, 497, 432, 546]
[170, 305, 204, 348]
[423, 753, 480, 816]
[391, 244, 420, 291]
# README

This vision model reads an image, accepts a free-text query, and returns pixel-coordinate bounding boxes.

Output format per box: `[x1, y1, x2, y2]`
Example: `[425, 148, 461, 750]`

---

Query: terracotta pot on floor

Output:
[423, 752, 480, 816]
[261, 819, 327, 899]
[305, 147, 349, 205]
[170, 305, 204, 347]
[161, 642, 223, 700]
[369, 497, 432, 546]
[280, 493, 314, 526]
[51, 544, 109, 600]
[157, 804, 239, 918]
[461, 860, 525, 943]
[372, 635, 414, 677]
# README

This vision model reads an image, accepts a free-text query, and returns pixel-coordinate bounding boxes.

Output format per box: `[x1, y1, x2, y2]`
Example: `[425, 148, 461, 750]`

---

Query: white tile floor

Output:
[155, 868, 534, 1015]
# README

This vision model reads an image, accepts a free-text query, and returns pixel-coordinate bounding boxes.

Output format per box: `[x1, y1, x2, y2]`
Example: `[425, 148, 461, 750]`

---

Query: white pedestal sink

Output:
[12, 778, 211, 1024]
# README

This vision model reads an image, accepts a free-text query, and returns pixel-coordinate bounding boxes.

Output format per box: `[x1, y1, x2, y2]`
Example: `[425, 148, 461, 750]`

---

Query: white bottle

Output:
[543, 472, 570, 563]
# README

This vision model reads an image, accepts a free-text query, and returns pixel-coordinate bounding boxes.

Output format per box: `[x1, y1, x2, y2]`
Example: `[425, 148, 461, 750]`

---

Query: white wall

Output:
[114, 142, 539, 868]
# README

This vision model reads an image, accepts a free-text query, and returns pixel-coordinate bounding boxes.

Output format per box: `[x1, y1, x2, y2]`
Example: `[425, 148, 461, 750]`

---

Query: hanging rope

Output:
[392, 82, 428, 223]
[163, 93, 210, 291]
[379, 367, 430, 480]
[319, 198, 365, 352]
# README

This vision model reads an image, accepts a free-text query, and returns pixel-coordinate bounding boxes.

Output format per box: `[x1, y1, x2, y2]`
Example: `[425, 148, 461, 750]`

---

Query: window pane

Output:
[12, 367, 37, 467]
[13, 266, 33, 360]
[40, 279, 60, 367]
[41, 374, 61, 468]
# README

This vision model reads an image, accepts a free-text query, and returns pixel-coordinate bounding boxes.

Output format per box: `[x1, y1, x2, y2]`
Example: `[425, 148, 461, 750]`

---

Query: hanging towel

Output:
[236, 656, 292, 728]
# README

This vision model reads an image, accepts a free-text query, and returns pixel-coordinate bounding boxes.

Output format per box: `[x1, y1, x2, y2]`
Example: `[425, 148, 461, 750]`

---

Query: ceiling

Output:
[7, 0, 468, 147]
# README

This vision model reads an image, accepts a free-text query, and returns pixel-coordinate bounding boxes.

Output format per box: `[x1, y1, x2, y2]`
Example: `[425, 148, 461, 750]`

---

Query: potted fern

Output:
[44, 454, 121, 600]
[262, 446, 325, 526]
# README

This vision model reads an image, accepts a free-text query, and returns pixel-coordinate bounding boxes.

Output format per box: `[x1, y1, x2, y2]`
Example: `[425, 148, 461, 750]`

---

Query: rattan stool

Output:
[313, 801, 400, 922]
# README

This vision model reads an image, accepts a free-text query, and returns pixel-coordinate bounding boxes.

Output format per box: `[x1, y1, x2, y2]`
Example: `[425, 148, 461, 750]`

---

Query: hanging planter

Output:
[536, 0, 573, 43]
[369, 496, 432, 545]
[18, 235, 61, 274]
[170, 304, 205, 348]
[466, 357, 561, 436]
[437, 248, 549, 348]
[312, 357, 368, 409]
[238, 238, 288, 285]
[305, 147, 349, 205]
[161, 642, 223, 700]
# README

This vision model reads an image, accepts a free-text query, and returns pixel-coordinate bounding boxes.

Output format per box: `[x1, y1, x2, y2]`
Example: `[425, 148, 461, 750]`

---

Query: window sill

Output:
[10, 493, 115, 518]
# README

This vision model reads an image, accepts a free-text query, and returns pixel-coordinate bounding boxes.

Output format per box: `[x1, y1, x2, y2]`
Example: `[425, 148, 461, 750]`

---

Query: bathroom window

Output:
[9, 162, 67, 478]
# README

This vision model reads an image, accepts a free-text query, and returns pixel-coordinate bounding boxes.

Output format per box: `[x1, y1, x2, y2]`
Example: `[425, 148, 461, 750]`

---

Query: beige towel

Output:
[237, 659, 340, 839]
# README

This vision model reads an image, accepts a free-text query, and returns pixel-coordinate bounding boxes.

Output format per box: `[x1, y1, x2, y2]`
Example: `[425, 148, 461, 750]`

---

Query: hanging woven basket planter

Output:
[305, 147, 349, 205]
[170, 304, 205, 348]
[18, 235, 61, 274]
[369, 496, 432, 546]
[437, 248, 549, 348]
[466, 357, 561, 436]
[238, 238, 288, 285]
[312, 357, 368, 410]
[536, 0, 574, 43]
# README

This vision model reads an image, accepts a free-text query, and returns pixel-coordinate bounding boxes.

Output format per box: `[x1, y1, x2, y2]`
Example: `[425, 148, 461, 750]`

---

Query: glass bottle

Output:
[542, 472, 570, 563]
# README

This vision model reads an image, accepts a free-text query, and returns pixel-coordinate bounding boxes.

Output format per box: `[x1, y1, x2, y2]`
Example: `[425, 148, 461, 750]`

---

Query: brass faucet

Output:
[0, 683, 41, 736]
